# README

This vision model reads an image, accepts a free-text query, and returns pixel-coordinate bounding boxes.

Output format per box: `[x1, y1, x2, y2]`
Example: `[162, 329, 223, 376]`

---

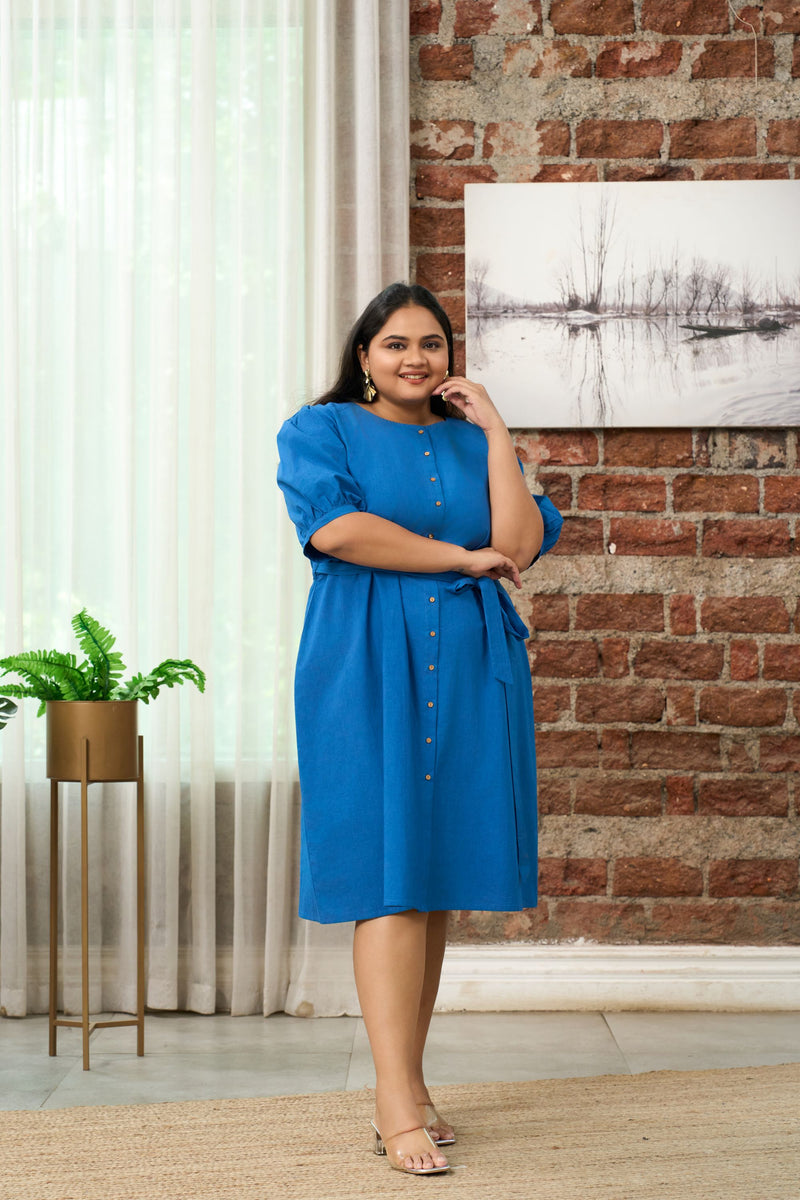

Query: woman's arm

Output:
[310, 512, 523, 587]
[433, 378, 544, 571]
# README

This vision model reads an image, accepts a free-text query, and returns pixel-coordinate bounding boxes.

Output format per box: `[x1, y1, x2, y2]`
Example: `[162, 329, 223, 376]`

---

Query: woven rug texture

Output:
[1, 1063, 797, 1200]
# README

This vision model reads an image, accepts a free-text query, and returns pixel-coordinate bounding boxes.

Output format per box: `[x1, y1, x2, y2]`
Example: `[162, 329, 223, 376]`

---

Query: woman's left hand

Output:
[432, 376, 504, 434]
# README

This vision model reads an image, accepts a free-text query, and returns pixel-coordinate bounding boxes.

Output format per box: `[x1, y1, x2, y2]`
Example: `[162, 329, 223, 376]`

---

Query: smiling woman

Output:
[277, 281, 562, 1174]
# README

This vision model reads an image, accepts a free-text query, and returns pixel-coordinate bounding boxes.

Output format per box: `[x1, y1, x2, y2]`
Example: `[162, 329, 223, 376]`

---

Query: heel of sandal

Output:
[369, 1120, 386, 1156]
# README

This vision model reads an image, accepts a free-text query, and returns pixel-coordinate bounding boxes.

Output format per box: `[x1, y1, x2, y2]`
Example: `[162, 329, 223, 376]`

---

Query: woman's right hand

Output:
[459, 547, 522, 589]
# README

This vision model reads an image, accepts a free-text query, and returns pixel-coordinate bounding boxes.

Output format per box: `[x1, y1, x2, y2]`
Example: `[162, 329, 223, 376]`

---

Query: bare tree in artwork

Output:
[468, 258, 490, 314]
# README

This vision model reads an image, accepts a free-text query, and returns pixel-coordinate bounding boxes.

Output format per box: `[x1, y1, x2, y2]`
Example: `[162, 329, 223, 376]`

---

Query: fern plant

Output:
[0, 609, 206, 727]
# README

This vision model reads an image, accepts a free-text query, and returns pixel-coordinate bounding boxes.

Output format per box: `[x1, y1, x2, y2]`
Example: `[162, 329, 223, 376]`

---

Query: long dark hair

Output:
[314, 282, 464, 419]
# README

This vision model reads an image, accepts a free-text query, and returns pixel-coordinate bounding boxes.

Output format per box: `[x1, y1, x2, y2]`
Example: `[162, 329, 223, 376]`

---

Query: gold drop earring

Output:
[363, 365, 377, 403]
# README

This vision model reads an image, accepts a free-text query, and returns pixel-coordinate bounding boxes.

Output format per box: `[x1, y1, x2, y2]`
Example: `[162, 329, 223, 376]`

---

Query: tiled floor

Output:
[2, 1009, 800, 1111]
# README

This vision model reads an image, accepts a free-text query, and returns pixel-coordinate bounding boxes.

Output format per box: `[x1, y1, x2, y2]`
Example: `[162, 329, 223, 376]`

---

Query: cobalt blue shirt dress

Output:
[276, 400, 562, 924]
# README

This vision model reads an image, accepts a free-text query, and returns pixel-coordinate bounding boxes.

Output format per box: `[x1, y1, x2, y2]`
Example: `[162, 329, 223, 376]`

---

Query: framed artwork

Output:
[465, 180, 800, 428]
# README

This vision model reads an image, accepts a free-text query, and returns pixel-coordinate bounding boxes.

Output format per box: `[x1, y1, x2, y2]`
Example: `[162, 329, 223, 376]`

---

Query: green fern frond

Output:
[71, 609, 126, 699]
[0, 650, 91, 700]
[0, 696, 19, 730]
[113, 659, 206, 704]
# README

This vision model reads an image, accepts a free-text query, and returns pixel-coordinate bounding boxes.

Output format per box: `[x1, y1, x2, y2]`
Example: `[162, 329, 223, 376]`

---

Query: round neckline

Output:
[352, 402, 445, 428]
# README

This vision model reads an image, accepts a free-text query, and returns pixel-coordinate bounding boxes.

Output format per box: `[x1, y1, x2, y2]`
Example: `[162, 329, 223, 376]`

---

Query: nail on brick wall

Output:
[410, 0, 800, 947]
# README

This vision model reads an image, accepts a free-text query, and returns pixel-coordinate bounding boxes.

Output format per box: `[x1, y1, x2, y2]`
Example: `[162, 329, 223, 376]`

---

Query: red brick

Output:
[666, 774, 695, 814]
[411, 0, 442, 35]
[764, 644, 800, 680]
[415, 164, 497, 201]
[726, 738, 756, 773]
[614, 858, 704, 898]
[454, 0, 542, 36]
[730, 640, 759, 680]
[794, 37, 800, 75]
[411, 119, 474, 161]
[734, 6, 763, 32]
[453, 339, 466, 375]
[532, 164, 599, 182]
[670, 595, 696, 635]
[703, 519, 792, 557]
[671, 119, 757, 158]
[605, 164, 695, 182]
[536, 730, 598, 767]
[701, 596, 790, 633]
[651, 899, 800, 944]
[635, 641, 724, 679]
[632, 731, 721, 770]
[666, 685, 696, 726]
[694, 432, 711, 467]
[550, 517, 605, 555]
[528, 42, 592, 77]
[529, 639, 598, 677]
[692, 38, 774, 77]
[442, 298, 465, 339]
[698, 776, 789, 814]
[483, 120, 571, 158]
[576, 594, 664, 632]
[410, 207, 465, 248]
[533, 684, 571, 722]
[579, 474, 666, 512]
[539, 858, 607, 896]
[764, 0, 800, 34]
[699, 686, 786, 727]
[610, 518, 697, 556]
[600, 729, 630, 769]
[604, 430, 693, 467]
[764, 477, 800, 512]
[793, 692, 800, 723]
[576, 120, 663, 159]
[537, 471, 572, 510]
[419, 44, 475, 81]
[767, 119, 800, 155]
[415, 252, 464, 294]
[673, 474, 759, 513]
[760, 735, 800, 772]
[642, 0, 729, 32]
[574, 775, 662, 817]
[538, 776, 571, 815]
[729, 431, 788, 468]
[600, 638, 630, 679]
[517, 431, 599, 466]
[596, 40, 682, 77]
[550, 0, 634, 34]
[709, 859, 798, 898]
[576, 683, 664, 723]
[539, 899, 648, 942]
[525, 594, 570, 632]
[701, 163, 791, 180]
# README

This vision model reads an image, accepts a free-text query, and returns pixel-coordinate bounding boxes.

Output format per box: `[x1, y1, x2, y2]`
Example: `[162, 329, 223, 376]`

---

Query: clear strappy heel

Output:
[370, 1120, 450, 1175]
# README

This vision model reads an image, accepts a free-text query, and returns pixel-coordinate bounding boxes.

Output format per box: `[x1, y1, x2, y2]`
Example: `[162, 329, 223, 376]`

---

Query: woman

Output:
[277, 283, 562, 1176]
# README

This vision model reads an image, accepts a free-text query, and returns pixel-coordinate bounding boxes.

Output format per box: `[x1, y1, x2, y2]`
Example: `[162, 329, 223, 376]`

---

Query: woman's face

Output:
[358, 303, 449, 409]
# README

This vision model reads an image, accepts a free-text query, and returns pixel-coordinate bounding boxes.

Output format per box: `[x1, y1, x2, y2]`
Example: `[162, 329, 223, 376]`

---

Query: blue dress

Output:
[276, 401, 562, 924]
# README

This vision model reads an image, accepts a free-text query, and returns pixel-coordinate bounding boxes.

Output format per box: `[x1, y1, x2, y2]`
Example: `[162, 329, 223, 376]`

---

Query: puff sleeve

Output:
[534, 493, 563, 558]
[277, 404, 367, 559]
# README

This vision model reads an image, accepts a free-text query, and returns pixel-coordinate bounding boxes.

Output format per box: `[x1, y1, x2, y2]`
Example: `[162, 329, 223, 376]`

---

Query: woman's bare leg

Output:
[353, 911, 449, 1171]
[409, 910, 455, 1141]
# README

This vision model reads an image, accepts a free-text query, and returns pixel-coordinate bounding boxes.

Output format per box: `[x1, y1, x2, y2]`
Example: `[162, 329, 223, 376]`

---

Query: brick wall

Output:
[410, 0, 800, 946]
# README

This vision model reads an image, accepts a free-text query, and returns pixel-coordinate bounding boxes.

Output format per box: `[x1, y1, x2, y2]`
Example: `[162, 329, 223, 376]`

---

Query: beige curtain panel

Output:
[0, 0, 408, 1019]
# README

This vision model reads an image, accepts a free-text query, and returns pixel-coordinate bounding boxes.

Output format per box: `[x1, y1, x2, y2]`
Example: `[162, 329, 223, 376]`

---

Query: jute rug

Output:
[1, 1064, 797, 1200]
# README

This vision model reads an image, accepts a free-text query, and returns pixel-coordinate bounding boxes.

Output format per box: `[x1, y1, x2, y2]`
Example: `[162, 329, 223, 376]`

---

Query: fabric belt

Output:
[312, 559, 529, 685]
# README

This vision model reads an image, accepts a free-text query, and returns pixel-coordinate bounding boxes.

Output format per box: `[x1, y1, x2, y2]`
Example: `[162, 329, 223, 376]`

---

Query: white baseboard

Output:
[436, 944, 800, 1013]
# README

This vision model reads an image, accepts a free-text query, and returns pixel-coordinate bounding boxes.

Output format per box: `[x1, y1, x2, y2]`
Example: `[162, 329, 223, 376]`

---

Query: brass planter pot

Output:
[46, 700, 139, 782]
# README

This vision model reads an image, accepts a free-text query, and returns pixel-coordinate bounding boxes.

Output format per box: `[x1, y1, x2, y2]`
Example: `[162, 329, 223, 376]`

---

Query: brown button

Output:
[426, 737, 432, 744]
[435, 501, 442, 507]
[430, 476, 436, 482]
[427, 701, 434, 708]
[425, 774, 432, 781]
[429, 596, 435, 603]
[428, 664, 435, 671]
[424, 450, 431, 456]
[427, 533, 434, 538]
[429, 631, 436, 637]
[418, 429, 424, 434]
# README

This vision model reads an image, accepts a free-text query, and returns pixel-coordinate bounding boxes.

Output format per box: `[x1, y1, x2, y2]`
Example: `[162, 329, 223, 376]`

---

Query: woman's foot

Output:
[373, 1100, 450, 1173]
[417, 1100, 455, 1146]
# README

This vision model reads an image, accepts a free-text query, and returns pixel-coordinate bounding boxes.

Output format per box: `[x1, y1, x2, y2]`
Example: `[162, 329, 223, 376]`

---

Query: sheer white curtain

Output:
[0, 0, 408, 1020]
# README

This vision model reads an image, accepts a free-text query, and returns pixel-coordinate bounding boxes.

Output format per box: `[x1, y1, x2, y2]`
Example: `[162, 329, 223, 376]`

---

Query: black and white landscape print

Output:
[465, 181, 800, 427]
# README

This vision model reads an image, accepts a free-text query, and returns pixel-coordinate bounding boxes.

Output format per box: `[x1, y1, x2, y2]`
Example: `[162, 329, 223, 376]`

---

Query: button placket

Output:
[419, 427, 444, 528]
[423, 582, 439, 783]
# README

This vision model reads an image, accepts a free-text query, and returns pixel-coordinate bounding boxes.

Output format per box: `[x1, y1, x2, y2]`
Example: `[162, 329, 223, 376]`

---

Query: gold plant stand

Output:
[47, 701, 145, 1070]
